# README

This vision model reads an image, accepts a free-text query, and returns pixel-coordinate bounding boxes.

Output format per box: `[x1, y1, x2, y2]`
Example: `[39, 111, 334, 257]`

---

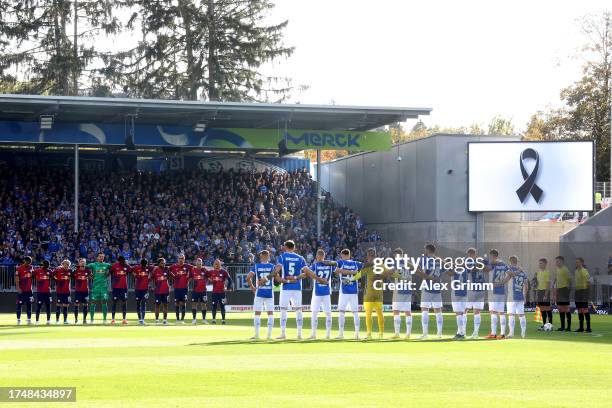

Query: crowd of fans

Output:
[0, 165, 386, 267]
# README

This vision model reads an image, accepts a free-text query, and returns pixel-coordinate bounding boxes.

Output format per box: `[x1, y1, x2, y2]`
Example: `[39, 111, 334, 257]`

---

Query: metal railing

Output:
[521, 183, 610, 222]
[0, 265, 13, 292]
[595, 182, 610, 199]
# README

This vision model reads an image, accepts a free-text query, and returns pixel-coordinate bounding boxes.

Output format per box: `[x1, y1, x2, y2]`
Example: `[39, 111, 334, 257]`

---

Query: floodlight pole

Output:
[316, 149, 322, 241]
[74, 144, 79, 233]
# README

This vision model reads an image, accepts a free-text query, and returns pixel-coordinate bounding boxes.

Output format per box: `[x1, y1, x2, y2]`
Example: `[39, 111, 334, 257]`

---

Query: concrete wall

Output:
[561, 207, 612, 277]
[321, 134, 577, 276]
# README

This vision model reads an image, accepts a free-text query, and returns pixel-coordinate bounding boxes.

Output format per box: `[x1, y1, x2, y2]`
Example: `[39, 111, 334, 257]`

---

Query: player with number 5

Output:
[272, 240, 314, 340]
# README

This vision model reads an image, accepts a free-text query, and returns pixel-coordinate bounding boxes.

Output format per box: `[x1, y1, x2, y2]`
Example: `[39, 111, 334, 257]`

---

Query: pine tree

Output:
[0, 0, 121, 95]
[104, 0, 294, 102]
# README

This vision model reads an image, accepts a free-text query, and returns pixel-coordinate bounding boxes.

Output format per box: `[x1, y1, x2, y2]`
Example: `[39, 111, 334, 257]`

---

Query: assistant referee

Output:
[554, 256, 571, 331]
[574, 257, 592, 333]
[535, 258, 552, 329]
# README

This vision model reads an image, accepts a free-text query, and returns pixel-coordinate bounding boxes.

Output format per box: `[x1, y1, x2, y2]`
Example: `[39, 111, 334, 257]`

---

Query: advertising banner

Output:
[0, 121, 390, 151]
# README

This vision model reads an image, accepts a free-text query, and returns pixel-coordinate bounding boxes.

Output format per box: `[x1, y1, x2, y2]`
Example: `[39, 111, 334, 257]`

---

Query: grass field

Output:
[0, 311, 610, 408]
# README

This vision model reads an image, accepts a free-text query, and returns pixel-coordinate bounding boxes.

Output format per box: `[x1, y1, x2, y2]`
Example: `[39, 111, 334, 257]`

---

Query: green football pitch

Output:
[0, 312, 610, 408]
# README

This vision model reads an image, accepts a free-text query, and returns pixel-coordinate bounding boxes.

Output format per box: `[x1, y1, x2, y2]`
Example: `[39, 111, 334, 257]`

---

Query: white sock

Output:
[267, 315, 274, 338]
[325, 313, 332, 337]
[406, 315, 413, 336]
[338, 311, 345, 336]
[520, 316, 527, 337]
[353, 312, 360, 333]
[254, 315, 261, 337]
[500, 314, 506, 336]
[456, 315, 462, 334]
[422, 311, 429, 335]
[462, 314, 468, 335]
[508, 315, 515, 337]
[393, 315, 401, 335]
[491, 314, 498, 335]
[296, 310, 303, 337]
[436, 313, 443, 336]
[474, 314, 481, 335]
[311, 311, 318, 337]
[280, 309, 287, 335]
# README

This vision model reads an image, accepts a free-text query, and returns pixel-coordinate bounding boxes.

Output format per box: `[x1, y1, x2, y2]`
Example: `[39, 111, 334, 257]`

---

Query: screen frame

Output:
[467, 140, 596, 213]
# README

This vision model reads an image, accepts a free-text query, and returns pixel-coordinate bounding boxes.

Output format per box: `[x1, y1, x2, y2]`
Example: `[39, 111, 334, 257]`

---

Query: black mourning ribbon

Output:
[516, 148, 543, 203]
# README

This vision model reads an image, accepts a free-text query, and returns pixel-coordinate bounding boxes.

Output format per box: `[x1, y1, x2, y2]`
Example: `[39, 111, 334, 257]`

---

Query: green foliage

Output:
[0, 0, 121, 96]
[468, 123, 485, 135]
[385, 119, 503, 146]
[102, 0, 295, 102]
[0, 0, 294, 102]
[523, 112, 567, 141]
[487, 116, 515, 136]
[525, 12, 611, 180]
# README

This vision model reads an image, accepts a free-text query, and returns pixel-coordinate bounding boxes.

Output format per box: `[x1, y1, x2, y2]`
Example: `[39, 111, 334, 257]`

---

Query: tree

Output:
[0, 1, 121, 96]
[387, 120, 493, 147]
[523, 112, 567, 141]
[304, 149, 348, 162]
[560, 13, 611, 180]
[409, 120, 430, 140]
[104, 0, 294, 101]
[525, 12, 611, 180]
[487, 116, 515, 136]
[388, 123, 406, 144]
[468, 123, 485, 135]
[523, 113, 547, 140]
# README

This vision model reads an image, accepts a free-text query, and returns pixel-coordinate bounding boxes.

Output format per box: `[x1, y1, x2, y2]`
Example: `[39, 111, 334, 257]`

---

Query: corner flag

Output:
[534, 306, 543, 323]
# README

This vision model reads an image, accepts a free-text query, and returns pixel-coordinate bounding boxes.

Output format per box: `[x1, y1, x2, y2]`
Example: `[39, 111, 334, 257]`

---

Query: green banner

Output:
[216, 128, 391, 151]
[282, 129, 391, 151]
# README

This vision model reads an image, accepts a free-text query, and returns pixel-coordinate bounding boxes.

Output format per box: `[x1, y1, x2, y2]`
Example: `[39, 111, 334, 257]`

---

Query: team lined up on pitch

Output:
[245, 241, 593, 340]
[14, 253, 232, 326]
[13, 240, 594, 339]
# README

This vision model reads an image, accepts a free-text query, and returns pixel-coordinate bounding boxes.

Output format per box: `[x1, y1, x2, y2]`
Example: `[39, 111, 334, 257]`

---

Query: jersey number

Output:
[287, 262, 296, 276]
[514, 276, 525, 291]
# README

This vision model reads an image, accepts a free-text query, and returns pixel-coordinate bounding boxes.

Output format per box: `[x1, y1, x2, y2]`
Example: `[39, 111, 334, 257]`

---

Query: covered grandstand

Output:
[0, 94, 431, 309]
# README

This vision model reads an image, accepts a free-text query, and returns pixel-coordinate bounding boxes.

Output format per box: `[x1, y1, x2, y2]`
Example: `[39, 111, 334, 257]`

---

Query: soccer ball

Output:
[543, 323, 553, 332]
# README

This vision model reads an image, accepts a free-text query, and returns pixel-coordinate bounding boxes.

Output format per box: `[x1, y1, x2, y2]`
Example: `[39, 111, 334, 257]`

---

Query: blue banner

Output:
[0, 121, 390, 150]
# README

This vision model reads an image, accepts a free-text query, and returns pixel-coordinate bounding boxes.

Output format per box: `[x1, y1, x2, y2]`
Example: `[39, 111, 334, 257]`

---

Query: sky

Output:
[266, 0, 611, 132]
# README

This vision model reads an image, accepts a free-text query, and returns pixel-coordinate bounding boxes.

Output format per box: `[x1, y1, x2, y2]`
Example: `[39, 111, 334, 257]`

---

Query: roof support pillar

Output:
[316, 149, 322, 241]
[74, 144, 79, 233]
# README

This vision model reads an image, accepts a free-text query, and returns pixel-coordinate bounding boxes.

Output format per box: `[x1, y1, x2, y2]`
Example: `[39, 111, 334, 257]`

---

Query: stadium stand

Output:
[0, 165, 384, 267]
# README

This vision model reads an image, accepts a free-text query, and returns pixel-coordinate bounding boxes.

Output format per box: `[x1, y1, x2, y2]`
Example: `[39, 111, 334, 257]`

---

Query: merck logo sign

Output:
[285, 132, 361, 148]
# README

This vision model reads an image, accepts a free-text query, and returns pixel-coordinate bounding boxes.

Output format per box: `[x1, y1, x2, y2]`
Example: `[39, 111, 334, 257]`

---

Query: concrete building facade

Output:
[320, 134, 575, 274]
